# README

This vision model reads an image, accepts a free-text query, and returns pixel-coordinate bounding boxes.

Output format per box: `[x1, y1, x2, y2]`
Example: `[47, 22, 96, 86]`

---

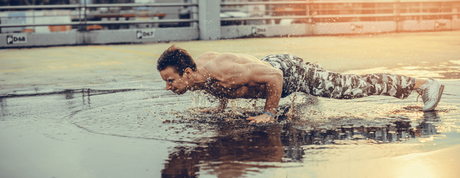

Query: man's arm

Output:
[208, 54, 283, 123]
[243, 64, 283, 123]
[254, 70, 283, 114]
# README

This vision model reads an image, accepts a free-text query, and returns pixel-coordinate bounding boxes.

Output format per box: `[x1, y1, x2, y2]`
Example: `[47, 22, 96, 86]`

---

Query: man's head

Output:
[157, 45, 196, 76]
[157, 45, 197, 94]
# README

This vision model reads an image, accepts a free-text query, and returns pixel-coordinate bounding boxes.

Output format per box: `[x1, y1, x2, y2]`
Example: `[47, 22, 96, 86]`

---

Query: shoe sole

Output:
[423, 84, 444, 111]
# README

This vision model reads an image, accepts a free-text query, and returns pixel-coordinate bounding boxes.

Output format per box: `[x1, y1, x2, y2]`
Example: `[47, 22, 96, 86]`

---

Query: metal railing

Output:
[220, 0, 460, 23]
[0, 2, 198, 28]
[0, 19, 198, 28]
[2, 1, 459, 29]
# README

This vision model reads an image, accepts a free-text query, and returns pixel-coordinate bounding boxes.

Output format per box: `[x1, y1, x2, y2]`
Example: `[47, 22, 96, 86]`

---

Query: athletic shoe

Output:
[416, 78, 444, 111]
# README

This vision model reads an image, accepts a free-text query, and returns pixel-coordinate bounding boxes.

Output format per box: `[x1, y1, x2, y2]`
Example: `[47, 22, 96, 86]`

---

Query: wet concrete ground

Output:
[1, 31, 460, 178]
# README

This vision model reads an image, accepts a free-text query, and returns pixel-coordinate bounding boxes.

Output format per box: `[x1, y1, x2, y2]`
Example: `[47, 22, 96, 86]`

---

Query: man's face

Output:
[160, 66, 190, 95]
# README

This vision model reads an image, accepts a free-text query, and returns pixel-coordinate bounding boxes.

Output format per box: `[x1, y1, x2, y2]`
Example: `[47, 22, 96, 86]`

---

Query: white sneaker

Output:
[416, 78, 444, 111]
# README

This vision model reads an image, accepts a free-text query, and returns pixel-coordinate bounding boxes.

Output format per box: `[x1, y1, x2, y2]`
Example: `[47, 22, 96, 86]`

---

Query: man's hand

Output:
[246, 113, 275, 124]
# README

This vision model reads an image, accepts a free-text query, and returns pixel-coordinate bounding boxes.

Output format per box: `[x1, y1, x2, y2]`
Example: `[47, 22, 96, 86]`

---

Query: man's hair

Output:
[157, 45, 197, 76]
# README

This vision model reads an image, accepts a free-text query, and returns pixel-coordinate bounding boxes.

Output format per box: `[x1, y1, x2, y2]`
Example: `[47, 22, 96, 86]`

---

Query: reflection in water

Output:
[162, 125, 284, 178]
[81, 88, 91, 107]
[416, 111, 439, 137]
[64, 89, 74, 100]
[64, 89, 76, 110]
[65, 89, 93, 110]
[0, 98, 5, 120]
[161, 111, 440, 178]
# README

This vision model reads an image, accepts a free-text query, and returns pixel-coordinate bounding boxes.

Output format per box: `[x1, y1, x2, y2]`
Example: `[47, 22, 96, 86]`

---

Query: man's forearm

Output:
[264, 81, 282, 115]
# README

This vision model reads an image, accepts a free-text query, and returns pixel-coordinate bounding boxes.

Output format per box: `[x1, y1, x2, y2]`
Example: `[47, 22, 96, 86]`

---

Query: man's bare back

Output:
[196, 52, 279, 99]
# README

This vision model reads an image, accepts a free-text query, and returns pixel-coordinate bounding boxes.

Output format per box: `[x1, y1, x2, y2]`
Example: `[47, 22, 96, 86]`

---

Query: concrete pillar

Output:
[419, 2, 423, 21]
[198, 0, 221, 40]
[394, 0, 400, 32]
[191, 0, 198, 28]
[453, 7, 458, 20]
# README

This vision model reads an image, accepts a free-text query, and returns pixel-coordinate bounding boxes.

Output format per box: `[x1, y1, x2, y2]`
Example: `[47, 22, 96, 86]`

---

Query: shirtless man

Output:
[157, 45, 444, 124]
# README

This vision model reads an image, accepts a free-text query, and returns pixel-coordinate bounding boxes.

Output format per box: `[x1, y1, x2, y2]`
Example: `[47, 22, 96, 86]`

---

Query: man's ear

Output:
[184, 68, 193, 78]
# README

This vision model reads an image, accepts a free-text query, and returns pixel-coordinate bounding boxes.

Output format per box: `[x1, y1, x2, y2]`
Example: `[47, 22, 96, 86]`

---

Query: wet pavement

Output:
[1, 31, 460, 178]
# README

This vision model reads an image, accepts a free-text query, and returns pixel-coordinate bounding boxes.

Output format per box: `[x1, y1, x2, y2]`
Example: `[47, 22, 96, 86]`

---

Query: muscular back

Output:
[195, 52, 282, 99]
[195, 52, 271, 67]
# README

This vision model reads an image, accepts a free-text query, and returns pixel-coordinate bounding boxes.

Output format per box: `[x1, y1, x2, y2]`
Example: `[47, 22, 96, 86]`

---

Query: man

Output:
[157, 45, 444, 124]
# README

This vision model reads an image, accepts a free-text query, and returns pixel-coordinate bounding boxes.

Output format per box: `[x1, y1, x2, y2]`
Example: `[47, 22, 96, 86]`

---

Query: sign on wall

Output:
[6, 34, 27, 44]
[251, 26, 267, 36]
[136, 29, 155, 39]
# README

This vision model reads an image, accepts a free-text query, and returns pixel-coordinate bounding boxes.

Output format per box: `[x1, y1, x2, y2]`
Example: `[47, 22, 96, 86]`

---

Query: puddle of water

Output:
[53, 81, 459, 177]
[157, 95, 459, 177]
[1, 79, 459, 178]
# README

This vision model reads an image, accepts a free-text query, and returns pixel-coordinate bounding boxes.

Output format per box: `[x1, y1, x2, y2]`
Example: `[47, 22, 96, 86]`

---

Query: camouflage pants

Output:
[261, 54, 416, 99]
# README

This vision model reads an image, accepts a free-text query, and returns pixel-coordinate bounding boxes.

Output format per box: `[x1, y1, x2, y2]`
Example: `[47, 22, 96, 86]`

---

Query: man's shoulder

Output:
[201, 51, 220, 56]
[203, 53, 259, 68]
[202, 54, 240, 72]
[208, 53, 239, 63]
[196, 52, 219, 66]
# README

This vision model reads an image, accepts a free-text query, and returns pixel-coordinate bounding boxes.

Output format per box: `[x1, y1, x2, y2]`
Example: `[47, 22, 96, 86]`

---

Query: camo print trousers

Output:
[261, 54, 417, 99]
